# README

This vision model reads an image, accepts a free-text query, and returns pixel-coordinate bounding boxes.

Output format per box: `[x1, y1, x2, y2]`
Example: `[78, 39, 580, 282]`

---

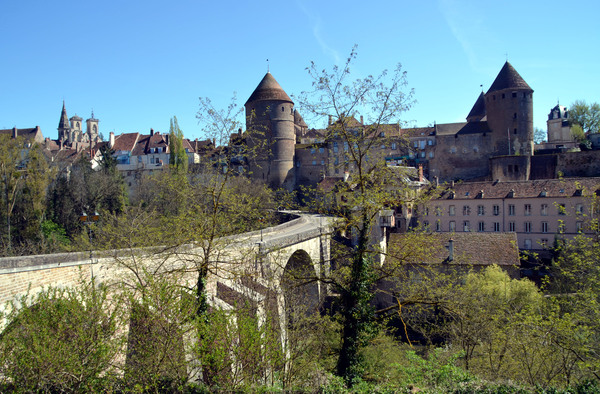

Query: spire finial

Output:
[480, 84, 483, 92]
[504, 52, 509, 61]
[91, 109, 94, 118]
[266, 58, 269, 73]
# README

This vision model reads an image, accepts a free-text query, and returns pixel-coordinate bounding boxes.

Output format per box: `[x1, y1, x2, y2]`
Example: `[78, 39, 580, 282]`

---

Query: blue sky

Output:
[1, 0, 599, 142]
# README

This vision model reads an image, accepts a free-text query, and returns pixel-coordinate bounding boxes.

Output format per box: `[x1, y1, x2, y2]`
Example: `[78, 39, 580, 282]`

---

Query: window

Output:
[558, 203, 566, 215]
[558, 222, 566, 233]
[477, 205, 485, 216]
[435, 220, 441, 232]
[310, 147, 316, 154]
[524, 204, 531, 216]
[509, 222, 516, 232]
[320, 160, 325, 165]
[524, 239, 532, 249]
[319, 147, 324, 154]
[312, 160, 317, 165]
[577, 221, 583, 233]
[512, 92, 517, 98]
[429, 151, 434, 159]
[493, 222, 500, 232]
[343, 142, 348, 152]
[542, 222, 548, 233]
[508, 204, 515, 216]
[449, 205, 455, 216]
[493, 205, 500, 216]
[435, 206, 441, 216]
[422, 220, 429, 231]
[428, 139, 433, 146]
[576, 203, 584, 215]
[449, 221, 456, 232]
[541, 239, 548, 247]
[391, 142, 397, 150]
[463, 205, 471, 216]
[478, 222, 485, 232]
[524, 222, 532, 233]
[333, 142, 338, 153]
[463, 221, 470, 232]
[541, 204, 548, 216]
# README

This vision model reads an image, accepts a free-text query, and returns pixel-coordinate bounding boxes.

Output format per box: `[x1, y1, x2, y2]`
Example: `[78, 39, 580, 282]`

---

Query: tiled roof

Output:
[435, 121, 490, 136]
[487, 61, 532, 93]
[112, 132, 139, 152]
[389, 232, 519, 266]
[245, 72, 293, 104]
[294, 109, 307, 127]
[467, 92, 486, 122]
[435, 177, 600, 200]
[399, 127, 435, 138]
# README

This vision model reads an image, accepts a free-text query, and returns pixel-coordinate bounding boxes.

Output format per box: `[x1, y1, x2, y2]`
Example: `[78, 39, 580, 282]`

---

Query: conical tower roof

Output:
[487, 62, 532, 93]
[466, 92, 486, 122]
[245, 72, 293, 105]
[58, 101, 70, 129]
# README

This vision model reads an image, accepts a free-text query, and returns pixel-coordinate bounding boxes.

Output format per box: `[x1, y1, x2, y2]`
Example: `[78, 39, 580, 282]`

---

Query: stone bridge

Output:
[0, 213, 332, 336]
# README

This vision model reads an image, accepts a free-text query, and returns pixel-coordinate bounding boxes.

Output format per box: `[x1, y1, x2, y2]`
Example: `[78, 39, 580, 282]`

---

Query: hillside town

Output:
[2, 59, 600, 392]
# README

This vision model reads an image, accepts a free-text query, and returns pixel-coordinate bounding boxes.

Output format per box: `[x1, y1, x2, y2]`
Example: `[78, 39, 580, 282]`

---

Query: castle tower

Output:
[86, 110, 99, 143]
[245, 72, 296, 189]
[484, 62, 534, 156]
[57, 101, 71, 143]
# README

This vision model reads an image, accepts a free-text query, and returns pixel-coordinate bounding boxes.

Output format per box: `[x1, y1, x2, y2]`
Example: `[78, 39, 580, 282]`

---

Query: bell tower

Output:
[86, 110, 99, 143]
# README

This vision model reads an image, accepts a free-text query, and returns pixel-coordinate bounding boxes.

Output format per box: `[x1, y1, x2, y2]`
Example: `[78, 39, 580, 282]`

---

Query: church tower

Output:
[245, 72, 296, 190]
[57, 101, 71, 143]
[484, 62, 534, 156]
[70, 114, 83, 142]
[86, 111, 99, 143]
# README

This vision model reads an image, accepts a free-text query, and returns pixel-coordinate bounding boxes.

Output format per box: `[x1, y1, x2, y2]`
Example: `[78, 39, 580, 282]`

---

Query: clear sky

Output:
[1, 0, 599, 142]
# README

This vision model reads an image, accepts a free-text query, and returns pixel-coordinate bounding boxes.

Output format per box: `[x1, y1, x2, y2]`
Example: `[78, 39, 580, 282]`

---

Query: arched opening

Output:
[281, 250, 319, 322]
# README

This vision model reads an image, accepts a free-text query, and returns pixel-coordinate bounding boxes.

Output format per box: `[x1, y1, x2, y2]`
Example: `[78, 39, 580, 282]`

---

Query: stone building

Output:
[242, 61, 538, 190]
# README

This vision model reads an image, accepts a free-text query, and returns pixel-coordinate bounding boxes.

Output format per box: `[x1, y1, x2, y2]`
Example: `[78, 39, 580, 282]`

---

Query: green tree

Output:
[0, 280, 123, 391]
[569, 100, 600, 135]
[169, 116, 189, 174]
[534, 127, 547, 144]
[299, 46, 414, 385]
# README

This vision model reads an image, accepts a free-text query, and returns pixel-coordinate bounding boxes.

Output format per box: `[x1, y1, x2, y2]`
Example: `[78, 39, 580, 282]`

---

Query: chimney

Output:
[418, 164, 424, 182]
[212, 138, 216, 146]
[12, 127, 17, 138]
[360, 115, 364, 124]
[238, 128, 242, 136]
[150, 128, 154, 136]
[447, 238, 454, 262]
[109, 131, 115, 148]
[328, 115, 333, 125]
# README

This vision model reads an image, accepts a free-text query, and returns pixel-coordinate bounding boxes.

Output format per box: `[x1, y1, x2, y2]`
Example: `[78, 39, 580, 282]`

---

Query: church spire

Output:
[58, 101, 71, 142]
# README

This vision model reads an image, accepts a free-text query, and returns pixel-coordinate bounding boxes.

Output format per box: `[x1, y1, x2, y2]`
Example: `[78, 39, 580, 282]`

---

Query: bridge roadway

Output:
[0, 212, 333, 319]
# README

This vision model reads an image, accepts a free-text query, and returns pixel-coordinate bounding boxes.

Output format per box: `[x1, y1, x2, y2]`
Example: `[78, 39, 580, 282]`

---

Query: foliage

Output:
[569, 100, 600, 135]
[0, 280, 123, 392]
[534, 127, 547, 144]
[298, 46, 414, 386]
[169, 116, 189, 174]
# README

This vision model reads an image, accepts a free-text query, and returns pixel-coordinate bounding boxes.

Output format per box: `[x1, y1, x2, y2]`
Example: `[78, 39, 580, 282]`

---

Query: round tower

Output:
[484, 62, 534, 156]
[245, 72, 296, 189]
